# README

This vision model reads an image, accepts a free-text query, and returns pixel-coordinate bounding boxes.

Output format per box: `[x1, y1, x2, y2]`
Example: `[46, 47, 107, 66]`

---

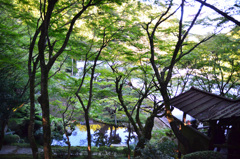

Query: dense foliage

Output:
[0, 0, 239, 158]
[182, 151, 224, 159]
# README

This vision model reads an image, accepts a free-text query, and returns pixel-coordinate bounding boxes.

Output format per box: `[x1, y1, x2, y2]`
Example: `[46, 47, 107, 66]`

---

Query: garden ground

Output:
[0, 145, 43, 155]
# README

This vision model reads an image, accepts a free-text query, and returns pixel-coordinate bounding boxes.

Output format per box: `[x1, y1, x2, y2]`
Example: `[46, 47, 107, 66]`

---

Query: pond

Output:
[51, 121, 138, 147]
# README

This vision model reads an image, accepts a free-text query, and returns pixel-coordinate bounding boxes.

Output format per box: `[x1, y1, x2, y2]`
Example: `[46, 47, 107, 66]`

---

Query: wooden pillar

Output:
[209, 121, 217, 150]
[183, 112, 187, 125]
[177, 112, 187, 158]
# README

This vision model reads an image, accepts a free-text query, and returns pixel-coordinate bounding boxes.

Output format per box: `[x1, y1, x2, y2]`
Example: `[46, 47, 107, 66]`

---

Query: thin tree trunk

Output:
[38, 69, 52, 159]
[64, 130, 71, 159]
[67, 136, 71, 159]
[127, 124, 131, 159]
[71, 58, 74, 76]
[114, 105, 117, 126]
[28, 20, 41, 159]
[0, 120, 7, 150]
[28, 111, 38, 159]
[85, 111, 92, 159]
[28, 74, 38, 159]
[109, 126, 113, 145]
[63, 113, 71, 159]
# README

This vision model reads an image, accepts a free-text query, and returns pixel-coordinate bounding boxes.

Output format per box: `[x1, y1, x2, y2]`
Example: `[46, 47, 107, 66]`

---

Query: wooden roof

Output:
[169, 87, 240, 122]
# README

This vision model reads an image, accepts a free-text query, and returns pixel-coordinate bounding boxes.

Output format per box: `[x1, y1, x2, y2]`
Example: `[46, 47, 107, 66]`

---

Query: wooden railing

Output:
[174, 117, 210, 154]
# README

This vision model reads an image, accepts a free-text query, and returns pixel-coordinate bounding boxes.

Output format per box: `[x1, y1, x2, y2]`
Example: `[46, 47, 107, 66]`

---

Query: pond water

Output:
[51, 122, 138, 147]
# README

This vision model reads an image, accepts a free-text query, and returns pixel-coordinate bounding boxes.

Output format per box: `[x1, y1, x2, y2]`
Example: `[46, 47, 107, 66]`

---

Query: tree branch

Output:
[195, 0, 240, 26]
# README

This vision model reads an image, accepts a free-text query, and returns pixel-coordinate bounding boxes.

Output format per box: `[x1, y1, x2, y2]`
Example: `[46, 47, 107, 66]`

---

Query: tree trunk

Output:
[28, 75, 38, 159]
[0, 120, 7, 150]
[114, 106, 117, 126]
[62, 106, 71, 159]
[72, 58, 74, 76]
[134, 115, 155, 157]
[160, 87, 191, 153]
[84, 111, 92, 159]
[38, 69, 52, 159]
[65, 131, 71, 159]
[134, 136, 145, 157]
[127, 124, 131, 159]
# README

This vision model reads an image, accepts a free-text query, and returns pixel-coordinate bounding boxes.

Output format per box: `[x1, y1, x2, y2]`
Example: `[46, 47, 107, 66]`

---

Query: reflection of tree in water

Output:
[80, 139, 87, 146]
[93, 130, 108, 146]
[93, 125, 121, 147]
[124, 126, 137, 145]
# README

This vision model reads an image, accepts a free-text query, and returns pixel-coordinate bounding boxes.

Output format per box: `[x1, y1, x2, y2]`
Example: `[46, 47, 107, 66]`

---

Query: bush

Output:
[183, 151, 224, 159]
[151, 128, 176, 143]
[4, 134, 20, 144]
[157, 140, 177, 157]
[10, 142, 30, 147]
[51, 146, 83, 157]
[34, 128, 44, 145]
[140, 140, 177, 159]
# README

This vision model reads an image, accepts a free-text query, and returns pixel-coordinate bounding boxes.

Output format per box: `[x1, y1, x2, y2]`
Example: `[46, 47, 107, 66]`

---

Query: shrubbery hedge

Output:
[183, 151, 224, 159]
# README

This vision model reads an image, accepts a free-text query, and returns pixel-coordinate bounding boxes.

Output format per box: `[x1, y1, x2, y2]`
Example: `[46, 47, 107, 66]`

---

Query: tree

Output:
[141, 0, 216, 153]
[2, 0, 239, 158]
[0, 0, 29, 150]
[183, 32, 240, 98]
[61, 97, 77, 159]
[0, 72, 28, 150]
[26, 0, 123, 158]
[99, 12, 166, 152]
[111, 63, 166, 156]
[75, 42, 106, 159]
[48, 69, 79, 159]
[75, 7, 127, 157]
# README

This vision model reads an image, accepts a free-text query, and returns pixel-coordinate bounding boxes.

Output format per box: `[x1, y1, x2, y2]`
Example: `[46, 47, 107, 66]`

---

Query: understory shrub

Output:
[3, 134, 20, 144]
[151, 128, 176, 143]
[51, 146, 85, 157]
[140, 140, 177, 159]
[10, 142, 30, 147]
[183, 151, 224, 159]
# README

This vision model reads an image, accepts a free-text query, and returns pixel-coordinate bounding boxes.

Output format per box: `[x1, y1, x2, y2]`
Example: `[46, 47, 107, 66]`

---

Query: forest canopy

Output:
[0, 0, 239, 158]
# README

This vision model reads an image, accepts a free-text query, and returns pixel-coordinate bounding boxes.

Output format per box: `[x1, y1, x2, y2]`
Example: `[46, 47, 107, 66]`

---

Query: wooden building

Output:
[169, 87, 240, 159]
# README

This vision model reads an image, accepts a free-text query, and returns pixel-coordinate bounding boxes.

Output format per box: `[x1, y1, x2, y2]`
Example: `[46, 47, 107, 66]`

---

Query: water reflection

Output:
[52, 122, 137, 147]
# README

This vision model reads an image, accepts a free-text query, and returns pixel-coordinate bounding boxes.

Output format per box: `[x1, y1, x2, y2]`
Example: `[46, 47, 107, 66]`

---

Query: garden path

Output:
[0, 145, 43, 155]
